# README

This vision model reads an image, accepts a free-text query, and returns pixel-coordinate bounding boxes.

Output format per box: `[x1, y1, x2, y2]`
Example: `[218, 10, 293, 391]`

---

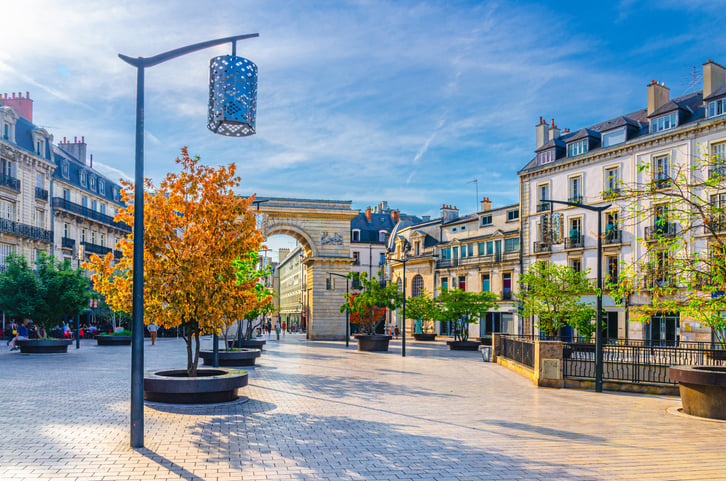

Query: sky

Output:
[2, 0, 725, 259]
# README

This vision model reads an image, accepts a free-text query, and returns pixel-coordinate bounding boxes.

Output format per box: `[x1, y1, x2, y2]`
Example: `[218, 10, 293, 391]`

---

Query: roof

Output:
[442, 213, 478, 227]
[648, 99, 689, 118]
[704, 84, 726, 101]
[9, 115, 53, 162]
[534, 137, 566, 153]
[52, 145, 126, 207]
[565, 128, 600, 142]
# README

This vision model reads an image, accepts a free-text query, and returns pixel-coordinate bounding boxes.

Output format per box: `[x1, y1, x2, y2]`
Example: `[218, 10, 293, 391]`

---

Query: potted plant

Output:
[0, 253, 89, 353]
[85, 149, 264, 403]
[437, 288, 497, 351]
[96, 329, 133, 346]
[407, 289, 438, 341]
[341, 272, 402, 351]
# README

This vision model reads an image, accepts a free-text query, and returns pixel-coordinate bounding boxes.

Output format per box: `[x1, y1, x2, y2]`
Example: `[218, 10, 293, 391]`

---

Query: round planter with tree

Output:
[436, 288, 497, 351]
[144, 368, 248, 404]
[200, 348, 260, 366]
[16, 338, 73, 353]
[669, 365, 726, 420]
[96, 330, 133, 345]
[407, 289, 438, 341]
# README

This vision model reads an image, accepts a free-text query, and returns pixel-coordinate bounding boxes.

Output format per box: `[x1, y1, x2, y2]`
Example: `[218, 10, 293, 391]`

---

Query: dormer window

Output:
[452, 227, 457, 232]
[80, 171, 87, 187]
[602, 128, 626, 147]
[537, 149, 555, 165]
[35, 140, 43, 156]
[567, 140, 588, 157]
[481, 215, 492, 226]
[378, 231, 387, 242]
[708, 98, 726, 118]
[113, 188, 120, 202]
[2, 122, 9, 140]
[460, 225, 466, 231]
[99, 179, 105, 195]
[507, 209, 519, 221]
[651, 112, 677, 133]
[62, 161, 69, 178]
[90, 176, 96, 190]
[352, 229, 360, 242]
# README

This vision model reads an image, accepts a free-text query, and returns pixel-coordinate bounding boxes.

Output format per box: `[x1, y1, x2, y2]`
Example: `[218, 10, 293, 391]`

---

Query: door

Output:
[605, 311, 618, 342]
[650, 313, 679, 346]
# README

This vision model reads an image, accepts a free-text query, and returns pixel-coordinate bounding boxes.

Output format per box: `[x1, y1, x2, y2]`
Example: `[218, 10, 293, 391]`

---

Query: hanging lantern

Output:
[208, 55, 257, 136]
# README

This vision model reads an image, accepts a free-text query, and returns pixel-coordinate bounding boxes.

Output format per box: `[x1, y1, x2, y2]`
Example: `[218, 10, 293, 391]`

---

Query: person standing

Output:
[148, 323, 158, 346]
[281, 321, 286, 336]
[275, 320, 281, 340]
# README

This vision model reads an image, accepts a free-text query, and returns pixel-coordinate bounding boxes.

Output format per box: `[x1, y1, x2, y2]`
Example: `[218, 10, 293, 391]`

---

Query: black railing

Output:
[602, 188, 621, 199]
[0, 174, 20, 192]
[61, 237, 75, 249]
[536, 202, 550, 212]
[35, 187, 48, 201]
[645, 223, 677, 240]
[81, 241, 113, 256]
[652, 173, 671, 189]
[114, 249, 123, 258]
[563, 341, 726, 386]
[603, 229, 622, 245]
[501, 290, 512, 301]
[533, 241, 551, 253]
[565, 235, 584, 249]
[568, 194, 582, 204]
[708, 164, 726, 179]
[53, 197, 131, 232]
[0, 218, 51, 243]
[501, 335, 534, 368]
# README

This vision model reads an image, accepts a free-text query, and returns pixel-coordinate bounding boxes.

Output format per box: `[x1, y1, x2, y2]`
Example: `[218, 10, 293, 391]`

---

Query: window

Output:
[379, 253, 385, 265]
[100, 204, 106, 215]
[568, 217, 583, 248]
[709, 194, 726, 230]
[352, 230, 360, 242]
[99, 180, 105, 195]
[35, 173, 43, 189]
[2, 122, 9, 140]
[80, 171, 87, 187]
[34, 210, 44, 228]
[486, 241, 494, 255]
[502, 273, 512, 300]
[458, 276, 466, 290]
[441, 247, 451, 259]
[507, 209, 519, 221]
[606, 211, 619, 242]
[441, 277, 449, 291]
[604, 166, 620, 195]
[537, 149, 555, 165]
[379, 231, 386, 242]
[452, 227, 457, 232]
[653, 251, 670, 286]
[570, 258, 582, 273]
[460, 245, 466, 258]
[653, 154, 670, 186]
[504, 237, 519, 252]
[569, 176, 583, 203]
[81, 229, 87, 243]
[36, 140, 43, 156]
[651, 113, 677, 133]
[537, 184, 550, 212]
[91, 231, 96, 244]
[62, 162, 69, 178]
[708, 98, 726, 118]
[91, 199, 97, 212]
[63, 188, 71, 201]
[481, 274, 490, 292]
[412, 275, 424, 297]
[602, 128, 626, 147]
[711, 142, 726, 178]
[64, 223, 70, 238]
[568, 139, 588, 157]
[0, 199, 15, 220]
[460, 225, 466, 231]
[468, 244, 474, 257]
[415, 242, 421, 256]
[481, 215, 492, 226]
[0, 243, 13, 266]
[607, 255, 618, 284]
[113, 188, 120, 202]
[1, 158, 15, 177]
[89, 176, 96, 191]
[81, 196, 88, 208]
[352, 251, 360, 265]
[478, 242, 486, 256]
[100, 234, 105, 247]
[453, 246, 459, 259]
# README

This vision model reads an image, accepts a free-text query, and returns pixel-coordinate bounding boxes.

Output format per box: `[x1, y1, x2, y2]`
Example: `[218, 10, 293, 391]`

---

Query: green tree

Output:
[436, 288, 497, 342]
[609, 150, 726, 347]
[34, 253, 91, 337]
[518, 261, 597, 338]
[0, 254, 39, 324]
[229, 250, 274, 348]
[341, 271, 402, 334]
[405, 289, 440, 334]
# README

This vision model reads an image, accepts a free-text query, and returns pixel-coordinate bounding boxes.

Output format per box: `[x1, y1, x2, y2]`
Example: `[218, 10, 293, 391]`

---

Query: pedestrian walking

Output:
[282, 321, 286, 335]
[275, 321, 281, 340]
[148, 323, 158, 345]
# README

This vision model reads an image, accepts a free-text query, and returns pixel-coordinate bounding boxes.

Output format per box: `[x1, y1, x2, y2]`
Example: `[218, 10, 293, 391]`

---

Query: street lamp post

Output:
[119, 33, 259, 449]
[328, 272, 350, 347]
[542, 198, 611, 393]
[389, 257, 407, 357]
[76, 243, 84, 349]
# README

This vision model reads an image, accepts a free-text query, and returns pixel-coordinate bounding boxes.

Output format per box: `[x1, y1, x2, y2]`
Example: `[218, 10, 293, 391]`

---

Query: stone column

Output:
[534, 340, 564, 388]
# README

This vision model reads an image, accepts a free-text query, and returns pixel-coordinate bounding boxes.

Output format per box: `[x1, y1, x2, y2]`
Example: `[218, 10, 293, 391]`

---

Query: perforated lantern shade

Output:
[208, 55, 257, 136]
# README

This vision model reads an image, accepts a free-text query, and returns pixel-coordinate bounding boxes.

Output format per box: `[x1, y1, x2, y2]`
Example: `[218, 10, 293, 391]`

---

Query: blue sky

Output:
[1, 0, 725, 255]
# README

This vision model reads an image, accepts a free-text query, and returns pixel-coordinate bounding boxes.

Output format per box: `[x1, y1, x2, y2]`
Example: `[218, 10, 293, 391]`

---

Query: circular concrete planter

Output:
[96, 335, 132, 346]
[446, 340, 480, 351]
[670, 365, 726, 420]
[144, 368, 248, 404]
[355, 334, 392, 352]
[16, 339, 72, 353]
[200, 349, 260, 367]
[227, 339, 266, 351]
[413, 333, 436, 341]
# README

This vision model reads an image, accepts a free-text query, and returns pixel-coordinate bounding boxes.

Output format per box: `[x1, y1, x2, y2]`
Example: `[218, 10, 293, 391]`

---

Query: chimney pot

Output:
[703, 59, 726, 99]
[11, 93, 15, 99]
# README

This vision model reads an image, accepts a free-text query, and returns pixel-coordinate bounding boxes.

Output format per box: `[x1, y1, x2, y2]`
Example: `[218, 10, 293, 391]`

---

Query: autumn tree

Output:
[609, 149, 726, 348]
[518, 261, 597, 338]
[85, 148, 267, 375]
[435, 288, 497, 342]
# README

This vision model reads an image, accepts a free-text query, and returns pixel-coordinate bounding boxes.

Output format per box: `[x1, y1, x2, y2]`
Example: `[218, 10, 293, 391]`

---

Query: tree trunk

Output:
[191, 328, 200, 377]
[185, 323, 194, 376]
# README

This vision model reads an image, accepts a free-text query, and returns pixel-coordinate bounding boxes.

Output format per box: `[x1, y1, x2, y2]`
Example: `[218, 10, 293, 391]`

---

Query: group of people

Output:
[259, 319, 297, 340]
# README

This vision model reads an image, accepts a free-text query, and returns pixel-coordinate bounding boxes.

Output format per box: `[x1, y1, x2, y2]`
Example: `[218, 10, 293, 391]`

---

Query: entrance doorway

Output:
[649, 313, 679, 346]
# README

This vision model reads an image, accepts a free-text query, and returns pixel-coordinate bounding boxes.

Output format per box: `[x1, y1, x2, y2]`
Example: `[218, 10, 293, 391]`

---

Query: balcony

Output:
[708, 164, 726, 179]
[81, 241, 113, 257]
[61, 237, 75, 250]
[533, 241, 551, 253]
[603, 229, 622, 245]
[0, 174, 20, 192]
[602, 188, 621, 199]
[536, 202, 550, 212]
[651, 173, 671, 189]
[565, 235, 584, 249]
[645, 223, 677, 241]
[35, 187, 48, 201]
[501, 290, 512, 301]
[567, 194, 583, 204]
[705, 218, 726, 234]
[53, 197, 131, 233]
[0, 218, 51, 243]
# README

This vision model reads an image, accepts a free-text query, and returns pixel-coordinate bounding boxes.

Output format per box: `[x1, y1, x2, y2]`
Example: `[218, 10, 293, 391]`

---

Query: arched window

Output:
[412, 275, 424, 297]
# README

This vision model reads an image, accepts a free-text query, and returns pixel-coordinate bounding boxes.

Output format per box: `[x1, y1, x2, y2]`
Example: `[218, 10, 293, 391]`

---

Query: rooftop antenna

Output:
[467, 179, 478, 212]
[681, 64, 702, 95]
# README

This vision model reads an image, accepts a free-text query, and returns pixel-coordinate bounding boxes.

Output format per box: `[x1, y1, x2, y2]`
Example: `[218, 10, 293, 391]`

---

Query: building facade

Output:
[519, 60, 726, 344]
[277, 245, 305, 330]
[350, 201, 404, 281]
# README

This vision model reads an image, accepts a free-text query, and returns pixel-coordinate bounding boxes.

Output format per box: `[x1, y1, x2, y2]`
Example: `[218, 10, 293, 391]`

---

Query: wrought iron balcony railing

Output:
[53, 197, 131, 232]
[536, 202, 550, 212]
[0, 174, 20, 192]
[533, 241, 551, 253]
[61, 237, 75, 250]
[567, 194, 583, 204]
[81, 241, 113, 257]
[0, 218, 51, 243]
[708, 164, 726, 179]
[565, 235, 584, 249]
[651, 173, 671, 189]
[603, 229, 622, 245]
[645, 223, 677, 240]
[35, 187, 48, 201]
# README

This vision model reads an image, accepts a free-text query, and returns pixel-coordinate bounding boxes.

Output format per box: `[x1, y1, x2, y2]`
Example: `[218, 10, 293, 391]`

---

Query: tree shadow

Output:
[480, 419, 607, 443]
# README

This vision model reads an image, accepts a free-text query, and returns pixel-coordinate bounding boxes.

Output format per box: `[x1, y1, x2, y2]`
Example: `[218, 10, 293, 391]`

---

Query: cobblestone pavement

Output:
[1, 333, 725, 480]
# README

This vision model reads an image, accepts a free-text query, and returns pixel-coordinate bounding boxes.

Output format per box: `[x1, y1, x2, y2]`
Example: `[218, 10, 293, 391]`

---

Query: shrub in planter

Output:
[436, 288, 497, 350]
[406, 289, 439, 341]
[341, 272, 401, 351]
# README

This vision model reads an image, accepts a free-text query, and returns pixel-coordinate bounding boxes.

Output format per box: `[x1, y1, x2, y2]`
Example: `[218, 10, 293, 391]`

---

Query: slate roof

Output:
[52, 145, 125, 207]
[704, 84, 726, 101]
[9, 116, 53, 162]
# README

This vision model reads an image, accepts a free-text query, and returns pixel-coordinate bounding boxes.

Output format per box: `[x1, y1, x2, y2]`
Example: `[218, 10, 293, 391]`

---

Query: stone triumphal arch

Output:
[257, 197, 358, 340]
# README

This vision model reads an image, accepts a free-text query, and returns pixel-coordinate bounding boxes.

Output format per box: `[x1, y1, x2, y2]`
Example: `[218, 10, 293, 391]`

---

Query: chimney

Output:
[391, 209, 400, 223]
[0, 91, 33, 122]
[59, 136, 88, 164]
[703, 60, 726, 99]
[480, 196, 491, 212]
[647, 80, 670, 115]
[365, 206, 372, 222]
[549, 119, 561, 141]
[440, 204, 459, 223]
[535, 116, 549, 149]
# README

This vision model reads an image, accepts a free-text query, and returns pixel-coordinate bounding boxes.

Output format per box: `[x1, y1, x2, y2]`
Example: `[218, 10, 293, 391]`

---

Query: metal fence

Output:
[501, 335, 534, 368]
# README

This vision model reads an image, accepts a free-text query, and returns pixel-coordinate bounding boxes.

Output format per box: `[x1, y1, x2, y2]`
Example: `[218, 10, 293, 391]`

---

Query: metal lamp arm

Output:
[542, 199, 611, 212]
[119, 33, 259, 68]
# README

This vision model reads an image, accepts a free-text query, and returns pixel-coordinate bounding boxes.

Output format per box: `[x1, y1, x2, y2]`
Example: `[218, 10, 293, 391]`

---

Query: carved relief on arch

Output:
[263, 222, 318, 258]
